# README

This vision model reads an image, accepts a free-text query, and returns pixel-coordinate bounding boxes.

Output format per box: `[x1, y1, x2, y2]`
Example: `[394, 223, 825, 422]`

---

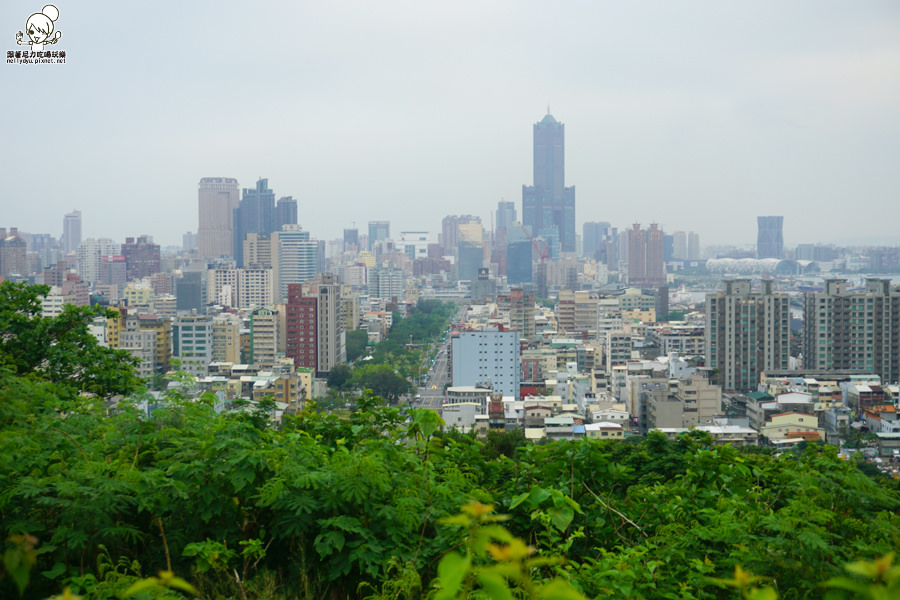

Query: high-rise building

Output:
[368, 221, 390, 252]
[249, 308, 279, 366]
[315, 275, 346, 376]
[441, 216, 458, 255]
[757, 216, 784, 259]
[506, 239, 533, 285]
[687, 232, 700, 260]
[206, 267, 274, 309]
[99, 255, 127, 292]
[175, 271, 205, 313]
[499, 288, 535, 340]
[627, 224, 646, 284]
[672, 231, 687, 260]
[370, 266, 404, 302]
[496, 201, 516, 233]
[122, 235, 160, 281]
[76, 238, 121, 284]
[233, 179, 276, 266]
[285, 283, 318, 370]
[802, 279, 900, 384]
[62, 210, 82, 254]
[627, 223, 665, 286]
[492, 203, 516, 277]
[274, 226, 318, 302]
[451, 328, 520, 398]
[705, 279, 791, 392]
[343, 228, 359, 253]
[198, 178, 240, 259]
[182, 231, 198, 252]
[457, 241, 483, 282]
[172, 314, 214, 377]
[522, 111, 575, 255]
[275, 197, 298, 232]
[243, 233, 273, 269]
[646, 224, 665, 286]
[0, 228, 27, 278]
[399, 231, 431, 261]
[582, 222, 611, 260]
[212, 313, 242, 363]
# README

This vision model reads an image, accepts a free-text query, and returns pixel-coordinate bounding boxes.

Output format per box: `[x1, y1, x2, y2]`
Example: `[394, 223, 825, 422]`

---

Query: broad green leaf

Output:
[123, 578, 162, 597]
[549, 506, 575, 532]
[41, 562, 66, 579]
[434, 551, 470, 600]
[477, 570, 514, 600]
[536, 579, 587, 600]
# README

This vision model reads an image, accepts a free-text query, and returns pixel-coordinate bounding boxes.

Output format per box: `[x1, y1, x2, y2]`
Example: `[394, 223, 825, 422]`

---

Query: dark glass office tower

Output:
[757, 216, 784, 259]
[522, 112, 576, 254]
[233, 178, 276, 266]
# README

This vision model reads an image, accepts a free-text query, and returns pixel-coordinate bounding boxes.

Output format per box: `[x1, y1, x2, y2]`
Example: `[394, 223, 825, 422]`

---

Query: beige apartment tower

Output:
[705, 279, 790, 392]
[198, 177, 240, 259]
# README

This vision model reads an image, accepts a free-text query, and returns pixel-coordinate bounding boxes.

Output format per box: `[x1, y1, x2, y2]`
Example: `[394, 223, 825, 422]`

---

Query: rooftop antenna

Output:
[547, 104, 551, 115]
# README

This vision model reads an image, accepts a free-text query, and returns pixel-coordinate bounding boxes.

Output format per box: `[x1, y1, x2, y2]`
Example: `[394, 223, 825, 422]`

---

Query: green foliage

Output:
[345, 330, 370, 363]
[327, 362, 353, 390]
[823, 552, 900, 599]
[1, 324, 899, 600]
[0, 281, 141, 396]
[430, 501, 586, 600]
[350, 364, 411, 402]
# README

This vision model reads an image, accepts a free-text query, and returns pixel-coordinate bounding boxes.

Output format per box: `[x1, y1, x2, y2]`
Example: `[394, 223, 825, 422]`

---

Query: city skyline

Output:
[3, 2, 899, 247]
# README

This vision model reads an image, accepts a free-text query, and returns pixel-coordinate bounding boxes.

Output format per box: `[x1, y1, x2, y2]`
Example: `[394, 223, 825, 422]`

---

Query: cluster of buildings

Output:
[2, 112, 898, 456]
[437, 277, 900, 460]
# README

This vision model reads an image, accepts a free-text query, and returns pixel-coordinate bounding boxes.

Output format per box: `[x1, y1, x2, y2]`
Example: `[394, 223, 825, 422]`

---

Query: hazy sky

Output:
[3, 1, 899, 249]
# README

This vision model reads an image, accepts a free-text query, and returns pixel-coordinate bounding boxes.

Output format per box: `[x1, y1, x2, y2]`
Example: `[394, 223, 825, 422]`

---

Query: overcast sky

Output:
[3, 1, 899, 249]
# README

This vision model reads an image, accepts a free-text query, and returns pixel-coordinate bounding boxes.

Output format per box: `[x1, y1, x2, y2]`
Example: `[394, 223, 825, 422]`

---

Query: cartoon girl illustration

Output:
[16, 5, 62, 52]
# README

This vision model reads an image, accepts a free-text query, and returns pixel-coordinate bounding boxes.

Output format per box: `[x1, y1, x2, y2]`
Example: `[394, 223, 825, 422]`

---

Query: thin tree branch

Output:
[583, 482, 648, 538]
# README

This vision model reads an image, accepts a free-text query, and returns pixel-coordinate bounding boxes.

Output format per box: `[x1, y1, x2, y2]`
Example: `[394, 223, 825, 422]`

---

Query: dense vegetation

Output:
[329, 300, 457, 402]
[1, 283, 899, 599]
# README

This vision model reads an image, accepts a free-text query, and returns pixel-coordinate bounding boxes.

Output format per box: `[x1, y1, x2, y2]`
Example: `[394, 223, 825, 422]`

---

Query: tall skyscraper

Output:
[705, 279, 790, 392]
[583, 221, 612, 260]
[627, 224, 646, 284]
[522, 111, 576, 255]
[505, 223, 533, 285]
[197, 178, 240, 259]
[274, 225, 319, 302]
[368, 221, 390, 252]
[315, 275, 346, 376]
[757, 216, 784, 259]
[687, 232, 700, 260]
[672, 231, 687, 260]
[275, 196, 298, 231]
[496, 201, 516, 233]
[492, 203, 516, 277]
[646, 224, 665, 286]
[233, 179, 276, 267]
[62, 210, 82, 254]
[627, 223, 665, 286]
[343, 228, 359, 252]
[803, 279, 900, 385]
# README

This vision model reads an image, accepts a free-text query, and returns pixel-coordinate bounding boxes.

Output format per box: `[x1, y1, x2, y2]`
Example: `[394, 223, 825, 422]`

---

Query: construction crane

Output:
[519, 223, 548, 264]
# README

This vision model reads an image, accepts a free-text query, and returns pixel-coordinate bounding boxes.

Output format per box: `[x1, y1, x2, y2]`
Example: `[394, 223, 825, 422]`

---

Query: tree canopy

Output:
[0, 281, 141, 397]
[2, 288, 899, 599]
